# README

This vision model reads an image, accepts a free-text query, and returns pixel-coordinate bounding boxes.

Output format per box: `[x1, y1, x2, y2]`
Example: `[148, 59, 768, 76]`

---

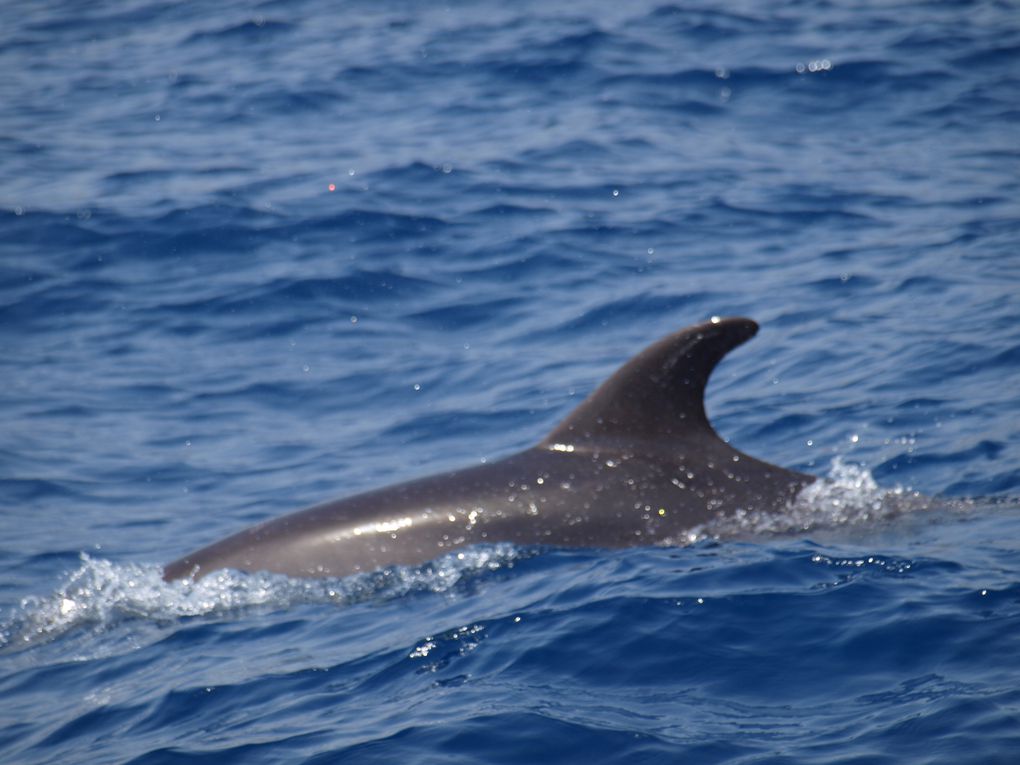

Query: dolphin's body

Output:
[164, 317, 814, 581]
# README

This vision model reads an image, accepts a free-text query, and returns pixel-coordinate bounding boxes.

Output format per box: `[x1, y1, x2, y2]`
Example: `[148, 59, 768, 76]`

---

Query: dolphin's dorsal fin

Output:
[540, 317, 758, 450]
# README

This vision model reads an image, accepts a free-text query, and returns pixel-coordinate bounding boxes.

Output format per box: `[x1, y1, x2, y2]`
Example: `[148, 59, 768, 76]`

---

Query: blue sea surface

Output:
[2, 0, 1020, 762]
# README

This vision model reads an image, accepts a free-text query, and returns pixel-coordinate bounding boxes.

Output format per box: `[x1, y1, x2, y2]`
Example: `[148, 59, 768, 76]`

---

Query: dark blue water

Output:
[2, 0, 1020, 762]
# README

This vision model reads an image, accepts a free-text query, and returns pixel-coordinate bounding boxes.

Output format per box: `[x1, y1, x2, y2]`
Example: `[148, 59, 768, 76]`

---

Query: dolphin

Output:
[164, 317, 814, 581]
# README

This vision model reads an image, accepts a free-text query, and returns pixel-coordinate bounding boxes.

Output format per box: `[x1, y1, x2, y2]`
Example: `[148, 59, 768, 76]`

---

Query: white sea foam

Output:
[0, 545, 521, 653]
[681, 458, 935, 542]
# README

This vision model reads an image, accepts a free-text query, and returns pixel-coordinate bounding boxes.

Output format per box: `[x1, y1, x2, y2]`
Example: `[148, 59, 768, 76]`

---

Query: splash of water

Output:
[0, 545, 521, 653]
[682, 457, 933, 542]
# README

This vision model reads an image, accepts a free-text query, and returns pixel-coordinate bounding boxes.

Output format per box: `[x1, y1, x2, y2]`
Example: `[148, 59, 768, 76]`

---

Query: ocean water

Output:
[2, 0, 1020, 762]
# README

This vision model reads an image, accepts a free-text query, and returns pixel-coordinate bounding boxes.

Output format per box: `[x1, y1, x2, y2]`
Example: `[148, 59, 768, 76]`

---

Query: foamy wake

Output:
[0, 545, 521, 653]
[684, 457, 934, 542]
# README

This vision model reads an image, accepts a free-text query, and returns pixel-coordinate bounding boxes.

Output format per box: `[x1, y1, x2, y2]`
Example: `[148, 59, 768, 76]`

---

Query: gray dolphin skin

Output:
[164, 317, 815, 581]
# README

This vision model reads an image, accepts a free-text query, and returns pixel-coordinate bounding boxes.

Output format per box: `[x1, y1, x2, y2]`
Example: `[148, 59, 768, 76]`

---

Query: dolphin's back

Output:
[165, 318, 812, 580]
